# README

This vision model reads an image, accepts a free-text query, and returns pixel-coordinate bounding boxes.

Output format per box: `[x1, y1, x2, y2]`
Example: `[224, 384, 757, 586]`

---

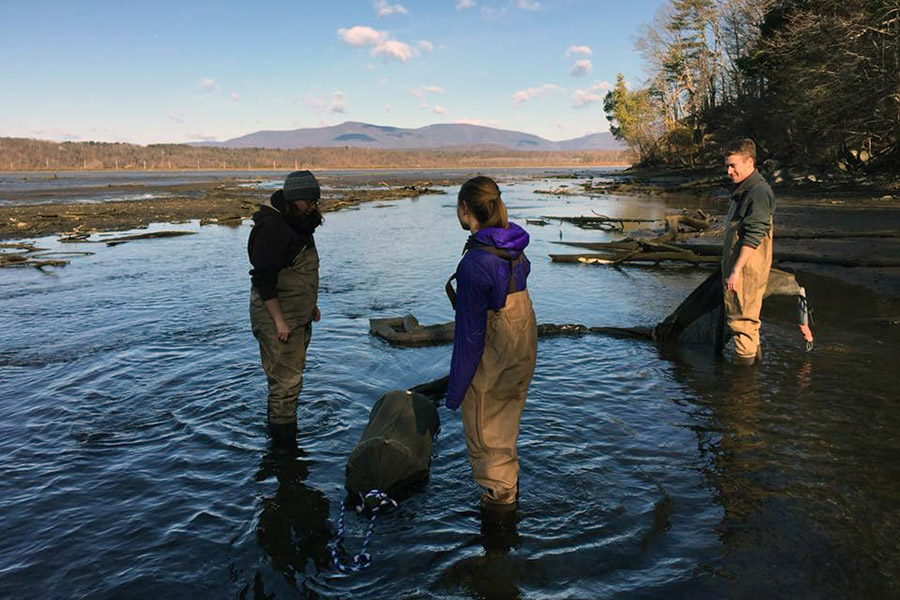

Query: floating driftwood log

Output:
[0, 253, 68, 269]
[59, 230, 196, 246]
[369, 316, 456, 346]
[369, 267, 813, 352]
[370, 315, 654, 347]
[0, 241, 94, 269]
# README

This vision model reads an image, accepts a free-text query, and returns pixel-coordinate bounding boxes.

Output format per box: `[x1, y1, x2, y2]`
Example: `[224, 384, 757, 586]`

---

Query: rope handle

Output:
[330, 489, 397, 573]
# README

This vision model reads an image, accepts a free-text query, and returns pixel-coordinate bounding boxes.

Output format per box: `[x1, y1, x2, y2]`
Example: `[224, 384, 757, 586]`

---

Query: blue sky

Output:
[0, 0, 666, 144]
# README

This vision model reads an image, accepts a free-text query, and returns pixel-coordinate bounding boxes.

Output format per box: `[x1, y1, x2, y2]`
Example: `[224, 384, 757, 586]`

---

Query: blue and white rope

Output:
[330, 489, 398, 573]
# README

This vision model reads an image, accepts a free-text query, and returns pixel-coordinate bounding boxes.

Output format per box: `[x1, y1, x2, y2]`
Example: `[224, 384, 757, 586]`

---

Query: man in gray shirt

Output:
[722, 138, 775, 366]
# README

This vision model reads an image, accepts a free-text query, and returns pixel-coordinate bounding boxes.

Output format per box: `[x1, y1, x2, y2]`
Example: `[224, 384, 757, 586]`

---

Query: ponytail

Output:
[458, 176, 508, 229]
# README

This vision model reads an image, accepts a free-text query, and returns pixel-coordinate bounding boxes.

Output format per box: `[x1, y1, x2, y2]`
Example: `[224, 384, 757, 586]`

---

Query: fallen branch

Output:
[59, 230, 196, 245]
[551, 242, 900, 267]
[0, 253, 69, 268]
[550, 252, 718, 265]
[0, 242, 45, 251]
[543, 214, 660, 225]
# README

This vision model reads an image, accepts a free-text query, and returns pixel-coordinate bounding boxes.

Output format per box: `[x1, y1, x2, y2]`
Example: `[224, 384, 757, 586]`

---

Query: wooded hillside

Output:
[603, 0, 899, 175]
[0, 138, 632, 171]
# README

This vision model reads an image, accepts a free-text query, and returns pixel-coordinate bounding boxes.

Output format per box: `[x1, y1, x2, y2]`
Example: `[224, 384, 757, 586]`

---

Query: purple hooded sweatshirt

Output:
[446, 222, 531, 410]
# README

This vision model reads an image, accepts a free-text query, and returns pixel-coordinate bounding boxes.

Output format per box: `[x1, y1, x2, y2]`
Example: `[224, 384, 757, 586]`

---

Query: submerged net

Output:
[345, 390, 441, 502]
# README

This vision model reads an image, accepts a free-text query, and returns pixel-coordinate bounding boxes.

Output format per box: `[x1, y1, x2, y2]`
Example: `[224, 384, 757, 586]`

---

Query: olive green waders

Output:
[250, 247, 319, 425]
[461, 290, 537, 506]
[722, 221, 773, 362]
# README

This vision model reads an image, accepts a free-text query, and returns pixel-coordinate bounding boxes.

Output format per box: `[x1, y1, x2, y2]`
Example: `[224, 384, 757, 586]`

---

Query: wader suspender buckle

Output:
[445, 247, 526, 311]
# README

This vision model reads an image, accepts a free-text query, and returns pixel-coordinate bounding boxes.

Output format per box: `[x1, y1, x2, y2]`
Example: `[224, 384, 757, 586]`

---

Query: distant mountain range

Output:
[193, 121, 623, 152]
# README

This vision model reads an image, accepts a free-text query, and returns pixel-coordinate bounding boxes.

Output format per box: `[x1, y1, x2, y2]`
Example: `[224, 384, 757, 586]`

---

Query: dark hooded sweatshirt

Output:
[247, 190, 317, 301]
[446, 222, 531, 409]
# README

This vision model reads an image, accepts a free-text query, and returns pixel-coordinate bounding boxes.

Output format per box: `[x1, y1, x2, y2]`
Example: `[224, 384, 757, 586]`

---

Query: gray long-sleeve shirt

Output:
[728, 170, 775, 249]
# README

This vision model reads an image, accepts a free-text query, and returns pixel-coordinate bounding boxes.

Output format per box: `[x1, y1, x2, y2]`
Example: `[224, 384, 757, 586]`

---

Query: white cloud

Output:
[167, 112, 186, 124]
[516, 0, 540, 10]
[338, 26, 387, 47]
[199, 78, 217, 91]
[411, 85, 445, 98]
[513, 83, 559, 105]
[374, 0, 408, 17]
[432, 105, 448, 114]
[556, 122, 566, 130]
[330, 91, 348, 114]
[570, 59, 593, 77]
[565, 45, 593, 58]
[372, 39, 415, 62]
[572, 82, 612, 108]
[384, 103, 392, 112]
[455, 0, 476, 9]
[230, 92, 240, 102]
[338, 25, 427, 63]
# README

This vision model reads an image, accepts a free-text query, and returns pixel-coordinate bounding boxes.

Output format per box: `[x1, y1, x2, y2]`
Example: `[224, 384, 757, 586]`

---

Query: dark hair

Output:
[723, 137, 756, 161]
[458, 176, 508, 228]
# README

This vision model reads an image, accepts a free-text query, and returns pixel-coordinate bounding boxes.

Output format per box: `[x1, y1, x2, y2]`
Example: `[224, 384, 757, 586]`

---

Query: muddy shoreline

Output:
[538, 168, 900, 299]
[2, 169, 899, 299]
[0, 174, 461, 240]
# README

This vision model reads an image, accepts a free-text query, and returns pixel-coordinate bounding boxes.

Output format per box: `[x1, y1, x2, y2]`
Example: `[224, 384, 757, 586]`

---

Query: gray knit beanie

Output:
[283, 170, 320, 203]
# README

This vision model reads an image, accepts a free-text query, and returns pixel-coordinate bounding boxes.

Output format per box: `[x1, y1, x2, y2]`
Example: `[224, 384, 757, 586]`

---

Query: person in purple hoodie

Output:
[445, 176, 538, 511]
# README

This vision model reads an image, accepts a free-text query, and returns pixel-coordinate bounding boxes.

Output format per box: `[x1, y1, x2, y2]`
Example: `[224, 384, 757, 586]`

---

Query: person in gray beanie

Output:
[248, 171, 324, 441]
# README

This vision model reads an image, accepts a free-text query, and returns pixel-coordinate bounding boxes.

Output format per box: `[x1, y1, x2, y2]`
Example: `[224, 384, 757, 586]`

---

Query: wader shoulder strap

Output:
[445, 247, 526, 310]
[445, 273, 458, 311]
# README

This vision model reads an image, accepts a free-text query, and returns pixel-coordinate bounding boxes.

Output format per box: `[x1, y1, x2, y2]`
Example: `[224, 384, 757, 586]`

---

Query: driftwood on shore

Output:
[540, 209, 712, 238]
[0, 242, 95, 269]
[543, 210, 900, 268]
[552, 240, 900, 268]
[551, 251, 719, 265]
[546, 210, 717, 265]
[59, 230, 196, 246]
[541, 214, 661, 232]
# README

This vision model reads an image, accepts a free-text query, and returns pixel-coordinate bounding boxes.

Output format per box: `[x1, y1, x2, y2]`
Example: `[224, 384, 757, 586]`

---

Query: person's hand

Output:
[313, 306, 321, 322]
[725, 269, 742, 293]
[275, 319, 291, 342]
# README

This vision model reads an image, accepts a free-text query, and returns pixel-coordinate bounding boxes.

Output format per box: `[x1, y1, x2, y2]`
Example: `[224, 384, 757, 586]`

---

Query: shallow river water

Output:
[1, 172, 898, 599]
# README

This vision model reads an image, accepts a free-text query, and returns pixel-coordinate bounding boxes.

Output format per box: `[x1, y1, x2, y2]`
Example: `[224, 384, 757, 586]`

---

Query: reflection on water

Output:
[1, 171, 899, 599]
[251, 433, 332, 597]
[435, 507, 524, 600]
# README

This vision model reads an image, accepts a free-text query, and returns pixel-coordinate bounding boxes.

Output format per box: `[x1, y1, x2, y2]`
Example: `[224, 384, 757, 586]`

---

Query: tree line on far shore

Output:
[0, 138, 632, 172]
[604, 0, 898, 175]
